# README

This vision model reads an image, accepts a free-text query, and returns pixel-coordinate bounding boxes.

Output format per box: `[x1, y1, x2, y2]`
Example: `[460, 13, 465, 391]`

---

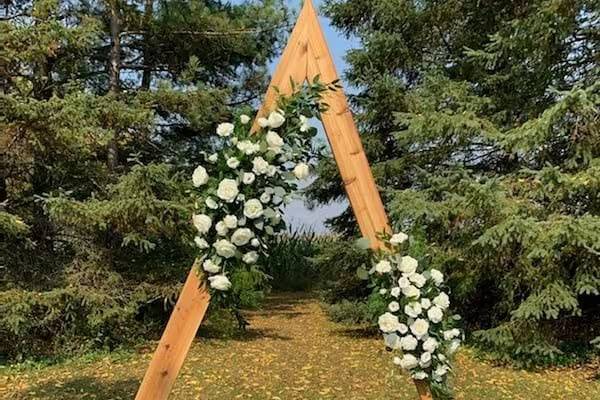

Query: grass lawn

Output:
[1, 293, 598, 399]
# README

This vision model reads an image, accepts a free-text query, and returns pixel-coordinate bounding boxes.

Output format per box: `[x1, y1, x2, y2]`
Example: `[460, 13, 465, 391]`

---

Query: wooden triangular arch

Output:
[135, 1, 431, 399]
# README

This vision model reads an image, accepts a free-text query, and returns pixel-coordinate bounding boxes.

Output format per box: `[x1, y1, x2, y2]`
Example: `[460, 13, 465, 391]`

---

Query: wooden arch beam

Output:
[135, 1, 430, 399]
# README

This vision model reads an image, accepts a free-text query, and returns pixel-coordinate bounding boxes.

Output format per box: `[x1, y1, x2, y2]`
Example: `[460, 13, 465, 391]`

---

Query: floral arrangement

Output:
[364, 231, 462, 392]
[189, 82, 332, 307]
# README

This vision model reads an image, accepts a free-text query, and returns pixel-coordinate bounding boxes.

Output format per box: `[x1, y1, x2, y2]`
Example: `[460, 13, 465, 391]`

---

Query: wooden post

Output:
[135, 1, 431, 399]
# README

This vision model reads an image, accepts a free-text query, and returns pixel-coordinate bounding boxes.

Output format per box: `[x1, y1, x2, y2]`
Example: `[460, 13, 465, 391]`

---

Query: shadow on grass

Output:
[332, 326, 379, 339]
[13, 376, 139, 400]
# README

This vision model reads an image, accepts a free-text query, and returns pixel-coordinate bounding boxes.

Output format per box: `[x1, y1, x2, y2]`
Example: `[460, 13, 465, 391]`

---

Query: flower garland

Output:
[366, 232, 462, 391]
[190, 84, 328, 299]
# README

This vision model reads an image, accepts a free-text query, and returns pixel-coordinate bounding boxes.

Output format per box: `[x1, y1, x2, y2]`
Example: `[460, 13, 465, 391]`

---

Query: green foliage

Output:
[321, 0, 600, 366]
[324, 294, 387, 326]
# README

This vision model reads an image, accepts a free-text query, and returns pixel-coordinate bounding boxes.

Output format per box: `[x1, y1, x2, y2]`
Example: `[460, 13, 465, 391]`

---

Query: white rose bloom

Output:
[404, 302, 422, 318]
[390, 287, 401, 298]
[393, 356, 402, 366]
[430, 268, 444, 286]
[192, 214, 211, 234]
[231, 228, 254, 246]
[266, 165, 277, 177]
[192, 166, 209, 187]
[409, 273, 427, 288]
[242, 251, 259, 264]
[400, 256, 418, 274]
[240, 114, 251, 124]
[299, 115, 310, 132]
[399, 335, 418, 351]
[242, 172, 256, 185]
[250, 238, 260, 247]
[378, 312, 401, 333]
[205, 197, 219, 209]
[427, 306, 444, 323]
[422, 337, 439, 353]
[449, 339, 461, 354]
[433, 292, 450, 309]
[227, 157, 240, 169]
[398, 354, 419, 370]
[208, 275, 231, 291]
[390, 232, 408, 245]
[388, 301, 400, 312]
[433, 365, 449, 380]
[266, 130, 284, 152]
[194, 237, 209, 249]
[420, 352, 432, 368]
[216, 122, 234, 137]
[397, 323, 408, 334]
[213, 239, 236, 258]
[402, 285, 421, 299]
[421, 298, 432, 309]
[202, 259, 220, 273]
[410, 318, 430, 339]
[232, 137, 238, 145]
[267, 110, 285, 128]
[293, 163, 310, 179]
[208, 153, 218, 163]
[374, 260, 392, 274]
[398, 276, 411, 289]
[260, 192, 271, 203]
[243, 199, 264, 219]
[379, 288, 387, 295]
[215, 221, 229, 236]
[223, 215, 238, 229]
[252, 156, 270, 175]
[237, 193, 245, 202]
[384, 333, 401, 349]
[216, 178, 239, 202]
[412, 371, 428, 380]
[257, 117, 269, 128]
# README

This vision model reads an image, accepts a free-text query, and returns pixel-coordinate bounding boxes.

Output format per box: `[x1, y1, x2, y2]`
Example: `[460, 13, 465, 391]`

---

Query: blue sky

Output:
[270, 0, 358, 233]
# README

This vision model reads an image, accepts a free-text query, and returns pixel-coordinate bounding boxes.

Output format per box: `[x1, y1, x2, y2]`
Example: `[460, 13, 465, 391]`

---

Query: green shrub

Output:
[324, 293, 387, 325]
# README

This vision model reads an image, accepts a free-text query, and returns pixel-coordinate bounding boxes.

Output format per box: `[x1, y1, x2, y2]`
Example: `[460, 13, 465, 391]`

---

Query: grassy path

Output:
[1, 293, 598, 399]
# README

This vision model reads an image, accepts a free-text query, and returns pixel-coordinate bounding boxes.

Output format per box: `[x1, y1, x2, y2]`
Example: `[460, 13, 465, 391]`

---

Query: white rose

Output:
[236, 140, 259, 155]
[398, 276, 411, 289]
[257, 117, 269, 128]
[374, 260, 392, 274]
[422, 337, 439, 353]
[412, 371, 428, 380]
[397, 323, 408, 334]
[242, 172, 256, 185]
[192, 214, 211, 234]
[213, 239, 236, 258]
[399, 335, 418, 351]
[242, 251, 259, 264]
[400, 256, 418, 274]
[293, 162, 310, 179]
[404, 302, 422, 318]
[433, 365, 449, 380]
[192, 166, 208, 186]
[299, 115, 310, 132]
[215, 221, 229, 236]
[390, 287, 401, 298]
[205, 197, 219, 209]
[227, 157, 240, 169]
[388, 301, 400, 312]
[216, 122, 234, 137]
[208, 275, 231, 291]
[208, 153, 218, 163]
[194, 237, 209, 249]
[409, 273, 427, 288]
[384, 333, 401, 349]
[243, 199, 263, 219]
[216, 178, 239, 202]
[223, 215, 237, 229]
[250, 238, 260, 248]
[266, 165, 277, 177]
[267, 110, 285, 128]
[260, 192, 271, 203]
[430, 268, 444, 286]
[443, 328, 461, 341]
[449, 339, 461, 354]
[378, 312, 401, 333]
[421, 298, 431, 309]
[433, 292, 450, 309]
[410, 318, 429, 339]
[202, 259, 220, 273]
[427, 306, 444, 323]
[266, 130, 284, 152]
[240, 114, 251, 124]
[390, 232, 408, 245]
[379, 288, 387, 295]
[399, 354, 419, 370]
[252, 156, 270, 175]
[231, 228, 254, 246]
[402, 285, 421, 299]
[420, 352, 432, 368]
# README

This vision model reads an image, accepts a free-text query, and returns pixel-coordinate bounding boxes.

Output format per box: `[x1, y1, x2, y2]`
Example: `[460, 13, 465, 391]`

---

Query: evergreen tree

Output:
[0, 0, 287, 359]
[321, 0, 600, 364]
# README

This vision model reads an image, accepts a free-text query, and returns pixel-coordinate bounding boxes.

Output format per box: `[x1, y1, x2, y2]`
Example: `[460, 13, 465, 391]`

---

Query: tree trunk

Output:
[107, 0, 121, 170]
[140, 0, 154, 90]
